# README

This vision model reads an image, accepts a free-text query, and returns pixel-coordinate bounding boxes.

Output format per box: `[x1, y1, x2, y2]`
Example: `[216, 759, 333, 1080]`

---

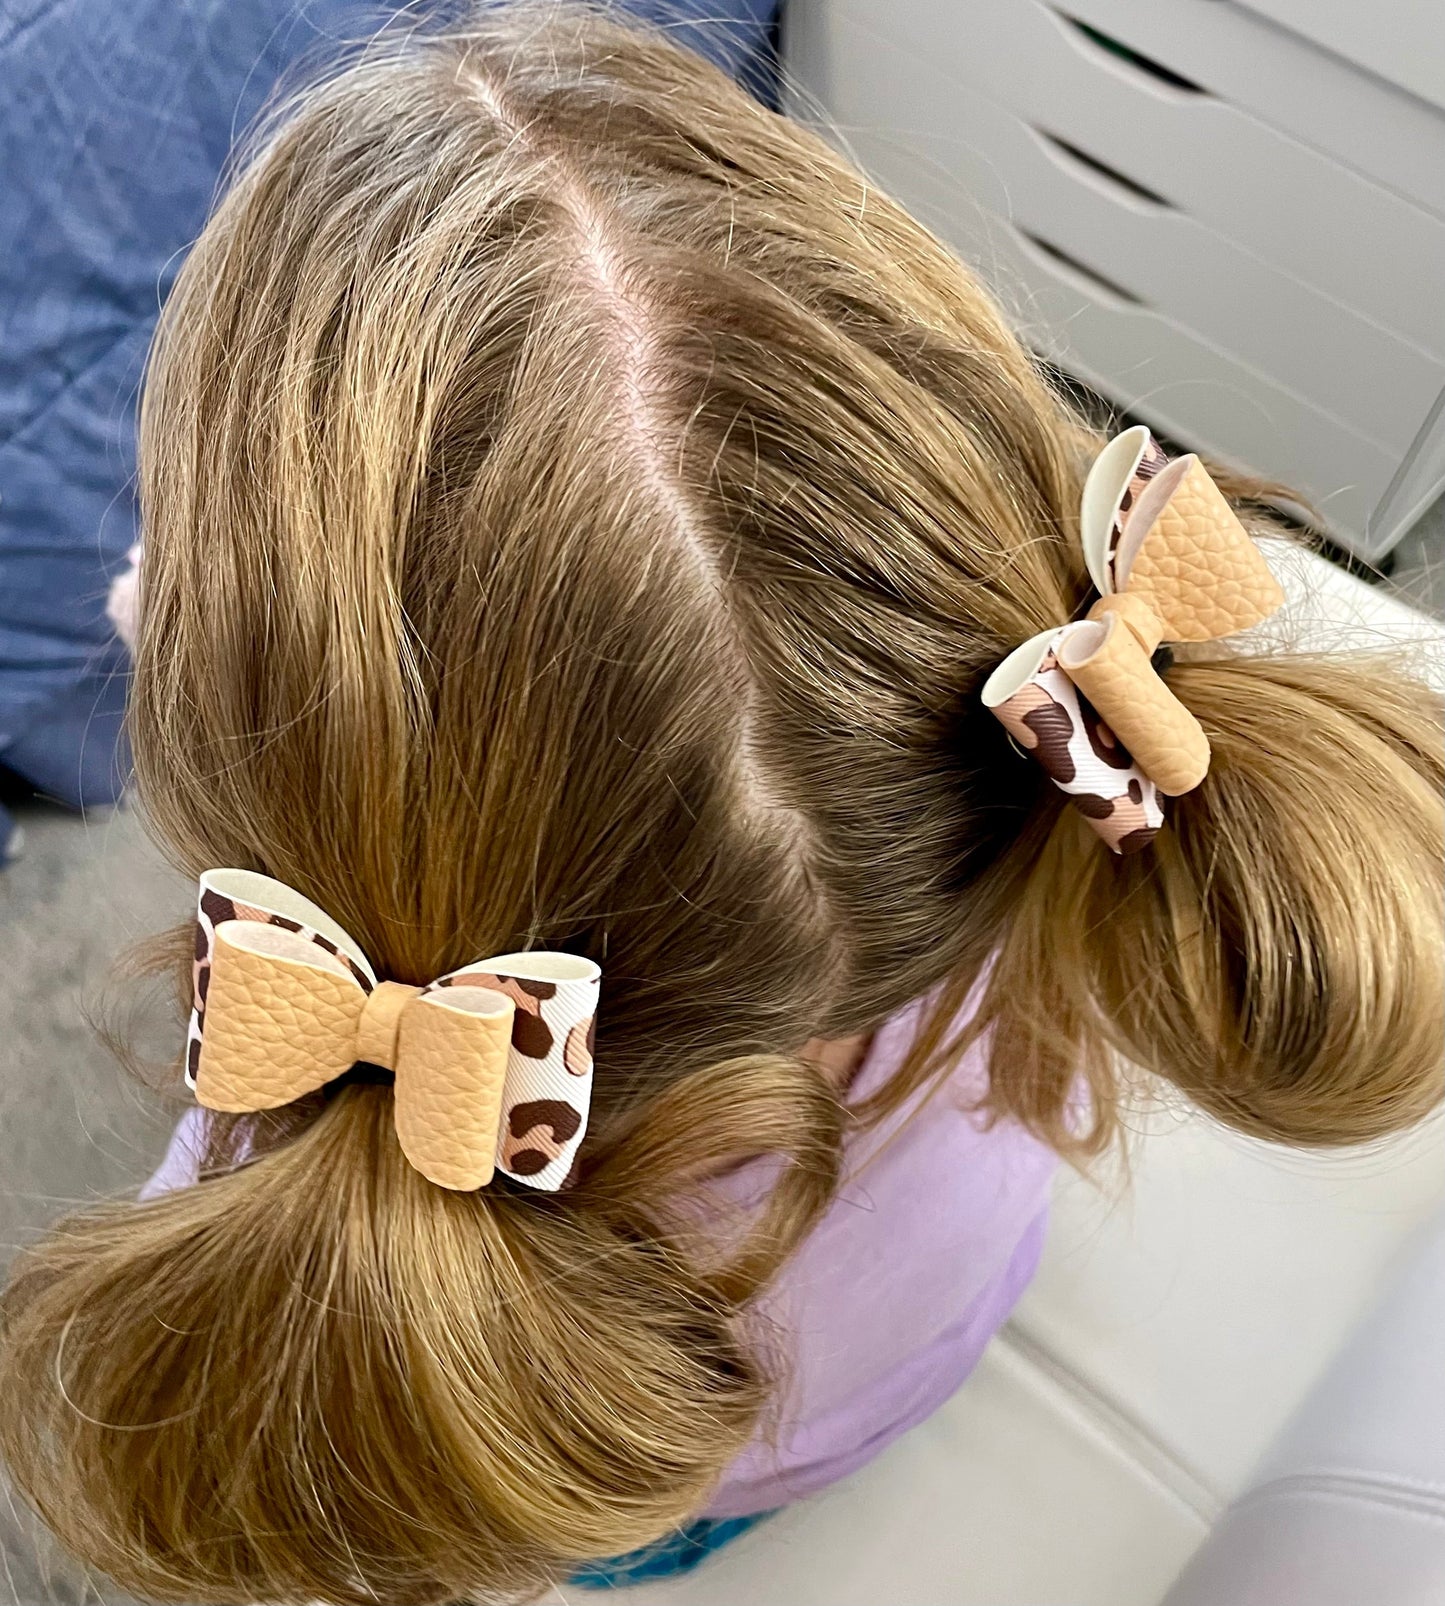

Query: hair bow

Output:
[186, 869, 600, 1191]
[982, 426, 1284, 854]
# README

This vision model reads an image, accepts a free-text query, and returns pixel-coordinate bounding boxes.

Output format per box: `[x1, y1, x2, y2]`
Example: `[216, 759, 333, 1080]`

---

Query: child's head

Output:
[3, 7, 1441, 1602]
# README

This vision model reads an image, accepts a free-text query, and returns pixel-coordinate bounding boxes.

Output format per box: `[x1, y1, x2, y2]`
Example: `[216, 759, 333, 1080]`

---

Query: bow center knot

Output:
[355, 980, 423, 1072]
[1086, 590, 1164, 655]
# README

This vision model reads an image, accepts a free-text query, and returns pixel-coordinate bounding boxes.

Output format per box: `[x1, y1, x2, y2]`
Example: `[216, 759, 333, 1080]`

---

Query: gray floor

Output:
[0, 806, 182, 1606]
[0, 527, 1441, 1605]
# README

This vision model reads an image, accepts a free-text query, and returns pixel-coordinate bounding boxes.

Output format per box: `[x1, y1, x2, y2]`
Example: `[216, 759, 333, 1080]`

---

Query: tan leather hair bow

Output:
[187, 870, 600, 1191]
[983, 427, 1284, 854]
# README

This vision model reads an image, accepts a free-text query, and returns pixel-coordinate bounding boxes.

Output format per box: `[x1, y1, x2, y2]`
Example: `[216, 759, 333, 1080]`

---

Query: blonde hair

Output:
[3, 6, 1441, 1601]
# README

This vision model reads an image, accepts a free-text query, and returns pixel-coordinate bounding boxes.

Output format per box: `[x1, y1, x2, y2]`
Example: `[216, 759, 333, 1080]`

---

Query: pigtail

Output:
[980, 647, 1444, 1152]
[0, 1060, 841, 1604]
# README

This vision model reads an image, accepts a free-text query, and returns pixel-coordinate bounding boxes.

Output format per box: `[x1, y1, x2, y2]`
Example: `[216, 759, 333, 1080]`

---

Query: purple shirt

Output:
[705, 990, 1057, 1515]
[145, 988, 1057, 1518]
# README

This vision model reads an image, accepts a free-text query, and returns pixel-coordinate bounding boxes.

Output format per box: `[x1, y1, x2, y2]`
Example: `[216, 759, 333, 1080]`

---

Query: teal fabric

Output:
[568, 1511, 776, 1588]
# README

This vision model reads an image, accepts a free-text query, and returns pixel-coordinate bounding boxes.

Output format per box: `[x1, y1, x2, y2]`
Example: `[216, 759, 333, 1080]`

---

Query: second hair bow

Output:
[983, 426, 1284, 854]
[186, 869, 600, 1191]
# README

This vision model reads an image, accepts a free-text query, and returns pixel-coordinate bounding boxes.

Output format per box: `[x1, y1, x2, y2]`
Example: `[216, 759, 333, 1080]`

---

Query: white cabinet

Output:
[1228, 0, 1445, 115]
[784, 0, 1445, 559]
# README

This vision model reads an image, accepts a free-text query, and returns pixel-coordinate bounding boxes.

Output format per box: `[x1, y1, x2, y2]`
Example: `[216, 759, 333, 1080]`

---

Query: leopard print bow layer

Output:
[983, 427, 1284, 854]
[187, 869, 599, 1191]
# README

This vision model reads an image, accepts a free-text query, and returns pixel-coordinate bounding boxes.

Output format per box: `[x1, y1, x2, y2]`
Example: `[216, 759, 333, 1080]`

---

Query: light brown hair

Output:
[3, 7, 1441, 1602]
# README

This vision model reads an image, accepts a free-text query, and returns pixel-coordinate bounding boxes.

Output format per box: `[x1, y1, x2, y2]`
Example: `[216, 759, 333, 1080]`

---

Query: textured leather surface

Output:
[394, 995, 514, 1190]
[195, 925, 361, 1111]
[355, 980, 421, 1070]
[1128, 460, 1285, 642]
[1074, 456, 1284, 794]
[187, 877, 602, 1191]
[1071, 613, 1212, 795]
[1090, 590, 1165, 653]
[194, 922, 521, 1188]
[989, 433, 1288, 831]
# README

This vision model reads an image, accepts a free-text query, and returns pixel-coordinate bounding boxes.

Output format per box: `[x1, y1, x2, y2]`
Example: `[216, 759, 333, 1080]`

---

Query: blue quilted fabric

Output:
[0, 0, 777, 812]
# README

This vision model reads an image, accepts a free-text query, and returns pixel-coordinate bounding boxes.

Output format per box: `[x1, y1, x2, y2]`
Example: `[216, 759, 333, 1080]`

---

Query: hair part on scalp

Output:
[1, 4, 1441, 1602]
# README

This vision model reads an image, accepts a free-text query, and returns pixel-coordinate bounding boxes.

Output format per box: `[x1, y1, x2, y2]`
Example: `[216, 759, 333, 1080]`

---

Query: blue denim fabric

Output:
[0, 0, 778, 810]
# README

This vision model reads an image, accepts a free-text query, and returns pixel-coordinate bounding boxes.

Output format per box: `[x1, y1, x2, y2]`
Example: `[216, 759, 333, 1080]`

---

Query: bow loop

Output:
[1058, 611, 1210, 796]
[186, 870, 600, 1191]
[196, 921, 365, 1111]
[394, 984, 516, 1190]
[1119, 455, 1284, 642]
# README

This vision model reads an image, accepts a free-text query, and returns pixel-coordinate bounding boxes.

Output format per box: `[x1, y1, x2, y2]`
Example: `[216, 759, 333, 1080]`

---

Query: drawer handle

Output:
[1032, 130, 1173, 209]
[1016, 229, 1146, 309]
[1052, 11, 1206, 96]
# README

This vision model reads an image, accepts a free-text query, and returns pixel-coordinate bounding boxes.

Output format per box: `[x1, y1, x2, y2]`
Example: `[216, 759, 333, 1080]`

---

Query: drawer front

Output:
[794, 9, 1444, 458]
[1230, 0, 1445, 117]
[1002, 222, 1401, 553]
[838, 0, 1445, 361]
[783, 13, 1405, 555]
[915, 177, 1397, 549]
[1067, 0, 1445, 218]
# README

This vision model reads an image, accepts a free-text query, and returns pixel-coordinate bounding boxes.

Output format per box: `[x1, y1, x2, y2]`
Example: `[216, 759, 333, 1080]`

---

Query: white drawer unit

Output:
[1209, 0, 1445, 121]
[783, 0, 1445, 560]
